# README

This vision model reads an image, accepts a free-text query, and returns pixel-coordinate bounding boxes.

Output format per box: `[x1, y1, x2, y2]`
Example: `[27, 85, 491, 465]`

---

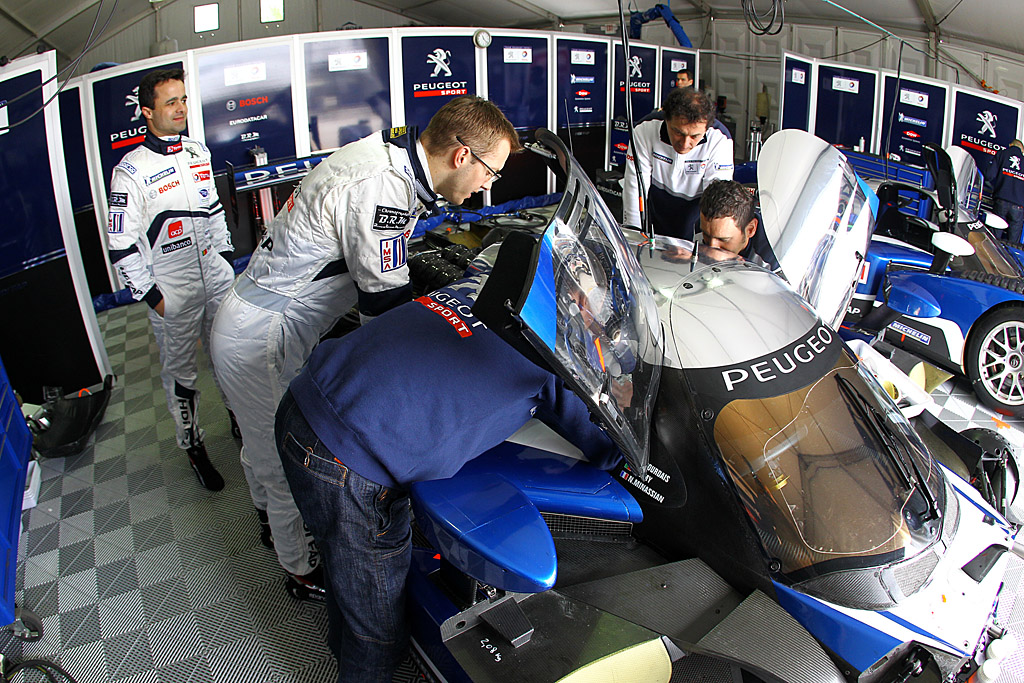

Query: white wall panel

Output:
[985, 55, 1024, 103]
[792, 25, 836, 60]
[935, 44, 985, 87]
[885, 36, 928, 76]
[240, 0, 316, 41]
[836, 29, 884, 69]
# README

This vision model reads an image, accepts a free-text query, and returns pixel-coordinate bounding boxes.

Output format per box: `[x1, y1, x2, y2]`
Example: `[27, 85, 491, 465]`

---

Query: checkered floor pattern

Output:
[3, 301, 1024, 682]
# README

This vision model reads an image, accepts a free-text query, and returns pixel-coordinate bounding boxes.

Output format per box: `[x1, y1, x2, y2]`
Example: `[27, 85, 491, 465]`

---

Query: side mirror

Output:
[930, 232, 974, 274]
[985, 212, 1009, 232]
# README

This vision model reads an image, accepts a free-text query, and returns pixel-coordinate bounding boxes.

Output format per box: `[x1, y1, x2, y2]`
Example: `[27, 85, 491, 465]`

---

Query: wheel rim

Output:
[977, 320, 1024, 406]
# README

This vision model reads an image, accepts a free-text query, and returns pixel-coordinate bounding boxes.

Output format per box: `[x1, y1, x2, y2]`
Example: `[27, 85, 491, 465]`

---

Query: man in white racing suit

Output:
[107, 68, 235, 491]
[622, 87, 733, 240]
[210, 96, 520, 598]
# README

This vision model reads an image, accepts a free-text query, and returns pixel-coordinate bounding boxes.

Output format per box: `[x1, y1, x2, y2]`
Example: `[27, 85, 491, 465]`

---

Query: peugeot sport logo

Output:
[226, 100, 237, 111]
[978, 110, 998, 138]
[427, 48, 452, 78]
[628, 55, 642, 79]
[1012, 157, 1021, 171]
[125, 87, 142, 121]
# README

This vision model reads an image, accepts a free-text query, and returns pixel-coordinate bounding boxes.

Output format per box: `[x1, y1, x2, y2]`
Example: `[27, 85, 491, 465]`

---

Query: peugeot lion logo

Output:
[978, 110, 998, 138]
[427, 49, 452, 78]
[1012, 157, 1021, 171]
[125, 87, 142, 121]
[628, 55, 642, 79]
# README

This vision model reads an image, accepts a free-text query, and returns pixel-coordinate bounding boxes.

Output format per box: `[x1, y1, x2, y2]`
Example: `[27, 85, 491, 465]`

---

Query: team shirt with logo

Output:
[622, 114, 734, 240]
[985, 145, 1024, 207]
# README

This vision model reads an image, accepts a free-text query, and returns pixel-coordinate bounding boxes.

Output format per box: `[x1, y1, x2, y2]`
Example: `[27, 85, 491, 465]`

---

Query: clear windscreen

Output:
[712, 348, 944, 575]
[516, 132, 664, 474]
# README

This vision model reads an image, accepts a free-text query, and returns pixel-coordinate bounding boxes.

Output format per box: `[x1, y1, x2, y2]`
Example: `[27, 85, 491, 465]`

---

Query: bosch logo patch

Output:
[158, 179, 181, 194]
[168, 220, 183, 238]
[239, 96, 268, 107]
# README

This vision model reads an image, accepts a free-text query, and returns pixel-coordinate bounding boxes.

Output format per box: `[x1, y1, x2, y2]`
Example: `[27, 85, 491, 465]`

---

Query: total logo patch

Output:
[372, 205, 412, 230]
[380, 235, 407, 272]
[193, 169, 211, 182]
[168, 220, 183, 239]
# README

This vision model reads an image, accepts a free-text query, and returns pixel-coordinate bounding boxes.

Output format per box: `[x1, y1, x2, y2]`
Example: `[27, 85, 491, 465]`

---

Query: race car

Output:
[842, 142, 1024, 417]
[403, 129, 1019, 683]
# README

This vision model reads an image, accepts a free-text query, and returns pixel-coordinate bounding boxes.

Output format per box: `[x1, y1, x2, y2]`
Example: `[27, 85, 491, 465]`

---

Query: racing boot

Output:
[186, 441, 224, 492]
[228, 410, 242, 439]
[285, 566, 327, 602]
[256, 507, 274, 549]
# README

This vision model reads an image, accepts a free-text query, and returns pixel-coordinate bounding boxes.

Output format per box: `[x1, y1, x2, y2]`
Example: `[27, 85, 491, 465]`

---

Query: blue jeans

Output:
[276, 390, 412, 683]
[995, 198, 1024, 244]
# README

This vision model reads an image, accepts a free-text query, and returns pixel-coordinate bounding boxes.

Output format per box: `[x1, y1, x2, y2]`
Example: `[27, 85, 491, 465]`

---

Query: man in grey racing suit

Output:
[107, 68, 235, 491]
[210, 96, 520, 597]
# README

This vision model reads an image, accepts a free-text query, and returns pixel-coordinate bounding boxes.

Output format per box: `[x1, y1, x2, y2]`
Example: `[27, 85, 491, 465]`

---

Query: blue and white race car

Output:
[842, 143, 1024, 416]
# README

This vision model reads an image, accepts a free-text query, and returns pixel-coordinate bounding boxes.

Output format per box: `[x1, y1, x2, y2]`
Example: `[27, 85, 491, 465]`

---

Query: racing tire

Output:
[965, 306, 1024, 416]
[951, 270, 1024, 295]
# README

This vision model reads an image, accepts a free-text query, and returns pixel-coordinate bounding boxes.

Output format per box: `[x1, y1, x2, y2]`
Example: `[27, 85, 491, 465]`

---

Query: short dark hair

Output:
[662, 88, 716, 126]
[700, 180, 755, 228]
[421, 95, 523, 157]
[139, 68, 185, 109]
[676, 68, 694, 83]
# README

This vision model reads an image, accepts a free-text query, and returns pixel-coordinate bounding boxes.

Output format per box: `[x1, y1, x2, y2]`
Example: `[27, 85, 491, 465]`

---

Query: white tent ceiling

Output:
[0, 0, 1018, 70]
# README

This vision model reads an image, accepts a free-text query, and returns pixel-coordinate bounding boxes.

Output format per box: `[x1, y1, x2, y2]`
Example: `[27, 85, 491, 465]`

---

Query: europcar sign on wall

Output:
[197, 43, 295, 170]
[401, 35, 476, 131]
[950, 89, 1021, 172]
[91, 60, 183, 196]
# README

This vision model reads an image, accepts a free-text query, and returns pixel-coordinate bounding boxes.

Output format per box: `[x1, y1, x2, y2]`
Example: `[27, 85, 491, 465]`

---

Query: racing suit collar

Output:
[659, 120, 708, 150]
[142, 130, 184, 155]
[383, 126, 441, 215]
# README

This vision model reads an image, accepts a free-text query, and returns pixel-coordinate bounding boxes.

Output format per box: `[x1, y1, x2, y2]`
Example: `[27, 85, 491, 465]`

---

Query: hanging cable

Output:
[884, 39, 905, 178]
[742, 0, 785, 36]
[618, 0, 652, 247]
[0, 0, 118, 134]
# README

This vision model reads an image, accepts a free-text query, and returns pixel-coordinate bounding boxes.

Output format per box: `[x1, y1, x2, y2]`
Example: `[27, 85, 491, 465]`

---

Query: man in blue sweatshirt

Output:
[984, 139, 1024, 243]
[275, 273, 621, 683]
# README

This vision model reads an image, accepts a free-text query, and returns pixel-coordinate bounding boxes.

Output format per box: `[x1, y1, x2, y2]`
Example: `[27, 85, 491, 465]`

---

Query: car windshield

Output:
[712, 348, 944, 575]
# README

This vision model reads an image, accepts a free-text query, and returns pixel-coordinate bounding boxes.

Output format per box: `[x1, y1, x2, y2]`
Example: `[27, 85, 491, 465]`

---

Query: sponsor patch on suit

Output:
[373, 205, 413, 230]
[109, 192, 128, 208]
[380, 235, 407, 272]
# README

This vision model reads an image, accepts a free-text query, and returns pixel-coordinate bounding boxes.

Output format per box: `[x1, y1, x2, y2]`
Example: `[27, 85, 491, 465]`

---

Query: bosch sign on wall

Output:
[879, 76, 946, 168]
[611, 44, 656, 167]
[402, 35, 476, 131]
[305, 37, 391, 152]
[951, 89, 1021, 171]
[556, 38, 608, 128]
[197, 44, 295, 170]
[660, 47, 697, 103]
[91, 60, 184, 196]
[814, 64, 876, 149]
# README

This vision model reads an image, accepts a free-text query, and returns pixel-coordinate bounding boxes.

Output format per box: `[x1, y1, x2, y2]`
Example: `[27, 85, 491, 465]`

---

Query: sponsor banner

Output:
[91, 60, 183, 196]
[781, 55, 812, 132]
[661, 47, 697, 102]
[198, 44, 295, 170]
[487, 36, 548, 131]
[952, 90, 1021, 171]
[611, 44, 656, 167]
[328, 51, 368, 72]
[402, 35, 476, 131]
[880, 75, 947, 168]
[306, 37, 391, 152]
[557, 38, 608, 128]
[814, 65, 876, 148]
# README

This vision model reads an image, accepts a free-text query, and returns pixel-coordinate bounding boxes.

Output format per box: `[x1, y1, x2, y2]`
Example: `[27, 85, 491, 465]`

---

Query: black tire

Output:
[11, 607, 42, 641]
[965, 306, 1024, 416]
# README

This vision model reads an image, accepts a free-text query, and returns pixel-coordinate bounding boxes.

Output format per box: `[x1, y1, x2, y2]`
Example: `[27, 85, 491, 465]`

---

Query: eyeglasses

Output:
[456, 135, 502, 182]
